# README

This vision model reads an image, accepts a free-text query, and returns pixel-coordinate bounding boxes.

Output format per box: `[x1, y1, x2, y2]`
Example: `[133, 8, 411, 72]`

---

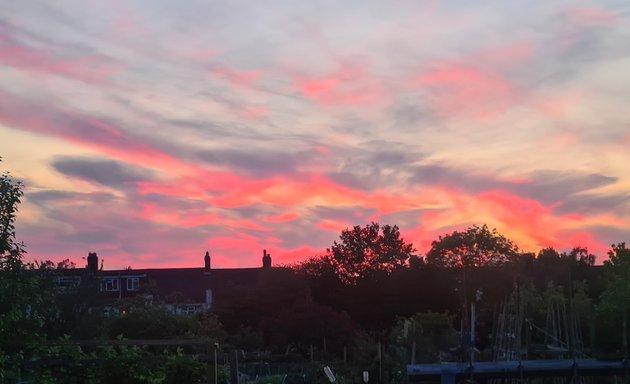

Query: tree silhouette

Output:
[426, 224, 519, 267]
[325, 222, 417, 285]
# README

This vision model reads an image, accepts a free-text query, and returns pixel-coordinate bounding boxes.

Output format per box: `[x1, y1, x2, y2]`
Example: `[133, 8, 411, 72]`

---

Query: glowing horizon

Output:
[1, 1, 629, 269]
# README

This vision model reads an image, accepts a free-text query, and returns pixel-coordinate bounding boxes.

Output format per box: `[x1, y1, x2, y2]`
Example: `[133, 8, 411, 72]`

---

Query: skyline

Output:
[1, 0, 629, 269]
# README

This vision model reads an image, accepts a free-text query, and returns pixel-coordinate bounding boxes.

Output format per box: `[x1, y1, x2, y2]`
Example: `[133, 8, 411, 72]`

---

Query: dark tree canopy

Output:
[1, 160, 23, 263]
[604, 242, 630, 269]
[426, 224, 519, 267]
[325, 222, 417, 284]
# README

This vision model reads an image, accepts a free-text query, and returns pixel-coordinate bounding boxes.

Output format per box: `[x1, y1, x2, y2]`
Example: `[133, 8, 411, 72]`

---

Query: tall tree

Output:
[426, 224, 519, 267]
[1, 160, 54, 379]
[0, 159, 23, 267]
[597, 243, 630, 352]
[329, 222, 417, 285]
[0, 161, 31, 347]
[305, 222, 417, 285]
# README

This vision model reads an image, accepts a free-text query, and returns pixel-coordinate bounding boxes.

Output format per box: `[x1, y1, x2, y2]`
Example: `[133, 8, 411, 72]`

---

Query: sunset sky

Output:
[1, 0, 629, 269]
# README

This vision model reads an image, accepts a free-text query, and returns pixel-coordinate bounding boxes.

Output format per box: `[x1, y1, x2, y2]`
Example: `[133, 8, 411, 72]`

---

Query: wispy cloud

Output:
[1, 0, 629, 268]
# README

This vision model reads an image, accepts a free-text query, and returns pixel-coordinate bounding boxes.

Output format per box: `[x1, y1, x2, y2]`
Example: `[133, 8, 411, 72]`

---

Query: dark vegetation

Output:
[2, 159, 630, 383]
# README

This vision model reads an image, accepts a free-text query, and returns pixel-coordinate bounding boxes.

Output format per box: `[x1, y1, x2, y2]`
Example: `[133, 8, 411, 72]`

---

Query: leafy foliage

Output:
[426, 224, 519, 267]
[597, 243, 630, 352]
[1, 161, 50, 375]
[262, 301, 356, 353]
[535, 246, 596, 268]
[108, 308, 225, 340]
[324, 222, 417, 285]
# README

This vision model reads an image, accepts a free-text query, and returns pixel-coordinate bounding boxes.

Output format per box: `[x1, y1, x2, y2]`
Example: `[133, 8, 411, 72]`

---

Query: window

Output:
[127, 277, 139, 291]
[102, 278, 119, 292]
[56, 276, 81, 291]
[182, 305, 199, 315]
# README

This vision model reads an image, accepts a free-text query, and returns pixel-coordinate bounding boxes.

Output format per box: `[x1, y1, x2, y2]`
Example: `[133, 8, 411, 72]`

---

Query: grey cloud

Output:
[411, 165, 478, 186]
[269, 217, 336, 249]
[391, 100, 433, 128]
[582, 226, 630, 250]
[327, 143, 422, 191]
[231, 204, 277, 219]
[410, 164, 617, 205]
[27, 190, 116, 205]
[556, 192, 630, 215]
[327, 171, 369, 190]
[61, 230, 117, 244]
[52, 157, 154, 187]
[513, 172, 616, 204]
[380, 209, 427, 230]
[138, 193, 211, 211]
[309, 205, 377, 222]
[197, 148, 313, 177]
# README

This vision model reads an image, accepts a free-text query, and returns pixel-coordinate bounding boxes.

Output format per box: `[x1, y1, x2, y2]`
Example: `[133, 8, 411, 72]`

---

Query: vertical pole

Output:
[310, 344, 314, 363]
[343, 346, 347, 365]
[411, 320, 416, 364]
[411, 341, 416, 365]
[624, 266, 628, 359]
[229, 350, 239, 384]
[207, 343, 213, 384]
[378, 341, 382, 384]
[470, 302, 475, 366]
[214, 347, 218, 384]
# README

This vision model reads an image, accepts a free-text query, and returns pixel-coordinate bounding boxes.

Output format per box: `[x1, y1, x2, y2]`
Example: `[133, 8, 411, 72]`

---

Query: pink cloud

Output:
[0, 35, 122, 84]
[205, 234, 267, 267]
[555, 231, 608, 261]
[317, 219, 349, 232]
[294, 64, 387, 106]
[264, 212, 299, 224]
[414, 64, 518, 119]
[566, 7, 619, 27]
[475, 190, 556, 244]
[239, 106, 268, 120]
[274, 246, 320, 266]
[535, 91, 584, 118]
[210, 68, 263, 88]
[313, 145, 331, 155]
[0, 94, 189, 175]
[477, 41, 534, 66]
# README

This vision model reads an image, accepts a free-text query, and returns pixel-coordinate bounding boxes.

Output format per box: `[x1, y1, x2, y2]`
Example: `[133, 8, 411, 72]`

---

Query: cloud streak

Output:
[1, 0, 629, 268]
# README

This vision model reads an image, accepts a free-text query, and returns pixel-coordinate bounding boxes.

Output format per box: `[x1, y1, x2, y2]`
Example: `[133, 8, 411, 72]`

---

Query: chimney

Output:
[86, 252, 98, 273]
[262, 249, 272, 268]
[204, 251, 211, 273]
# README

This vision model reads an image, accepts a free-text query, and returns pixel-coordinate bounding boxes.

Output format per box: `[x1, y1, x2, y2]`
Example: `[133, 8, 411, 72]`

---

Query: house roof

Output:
[92, 266, 271, 303]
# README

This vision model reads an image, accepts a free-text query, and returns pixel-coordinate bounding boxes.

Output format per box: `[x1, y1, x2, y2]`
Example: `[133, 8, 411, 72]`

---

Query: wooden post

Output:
[310, 344, 314, 363]
[343, 346, 347, 365]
